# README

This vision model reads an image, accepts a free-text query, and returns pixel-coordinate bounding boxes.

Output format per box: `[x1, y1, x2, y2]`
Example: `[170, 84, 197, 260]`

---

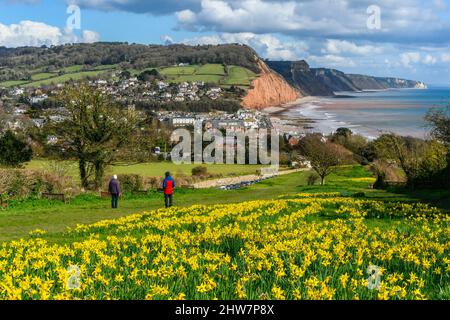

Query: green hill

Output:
[0, 42, 261, 87]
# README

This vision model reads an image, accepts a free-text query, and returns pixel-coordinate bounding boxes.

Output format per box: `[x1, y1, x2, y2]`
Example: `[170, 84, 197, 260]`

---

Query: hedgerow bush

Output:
[0, 169, 77, 199]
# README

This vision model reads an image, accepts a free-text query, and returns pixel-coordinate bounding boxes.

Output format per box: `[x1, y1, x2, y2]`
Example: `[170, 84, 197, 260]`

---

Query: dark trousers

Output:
[164, 194, 173, 208]
[111, 193, 119, 209]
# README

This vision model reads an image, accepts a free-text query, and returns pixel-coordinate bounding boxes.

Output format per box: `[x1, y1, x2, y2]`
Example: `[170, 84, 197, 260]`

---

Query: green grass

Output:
[23, 70, 110, 87]
[196, 64, 226, 75]
[159, 64, 256, 86]
[59, 65, 84, 73]
[93, 64, 118, 71]
[224, 66, 257, 85]
[159, 66, 197, 76]
[0, 165, 443, 243]
[0, 80, 28, 88]
[2, 63, 255, 88]
[26, 160, 265, 181]
[171, 74, 224, 83]
[30, 72, 55, 81]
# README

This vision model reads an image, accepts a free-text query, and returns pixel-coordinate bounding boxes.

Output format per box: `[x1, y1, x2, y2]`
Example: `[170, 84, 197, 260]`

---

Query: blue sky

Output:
[1, 0, 450, 85]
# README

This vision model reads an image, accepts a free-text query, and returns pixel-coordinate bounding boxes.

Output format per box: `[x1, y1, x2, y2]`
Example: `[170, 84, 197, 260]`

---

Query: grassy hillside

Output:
[0, 165, 445, 243]
[158, 64, 256, 87]
[26, 160, 264, 181]
[0, 43, 261, 85]
[0, 63, 256, 88]
[0, 64, 117, 88]
[0, 165, 448, 300]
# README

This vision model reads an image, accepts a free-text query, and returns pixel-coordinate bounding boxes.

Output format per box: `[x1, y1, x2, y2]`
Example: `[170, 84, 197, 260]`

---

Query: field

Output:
[0, 65, 117, 88]
[1, 63, 257, 89]
[26, 160, 264, 180]
[158, 64, 256, 86]
[0, 165, 448, 300]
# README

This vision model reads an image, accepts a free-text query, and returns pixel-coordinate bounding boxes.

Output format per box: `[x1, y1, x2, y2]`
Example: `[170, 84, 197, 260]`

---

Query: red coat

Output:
[163, 177, 175, 195]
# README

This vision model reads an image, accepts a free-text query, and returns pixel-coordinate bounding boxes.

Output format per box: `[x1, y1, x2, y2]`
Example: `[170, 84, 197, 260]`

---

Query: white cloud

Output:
[176, 0, 302, 34]
[175, 9, 197, 25]
[423, 54, 437, 65]
[441, 53, 450, 63]
[323, 39, 383, 55]
[400, 52, 421, 68]
[308, 54, 356, 68]
[81, 30, 100, 43]
[170, 0, 450, 45]
[160, 34, 174, 45]
[0, 20, 99, 47]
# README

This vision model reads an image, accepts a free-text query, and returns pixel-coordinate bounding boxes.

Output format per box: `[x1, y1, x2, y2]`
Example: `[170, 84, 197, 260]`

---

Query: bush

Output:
[0, 169, 77, 199]
[307, 174, 319, 186]
[0, 131, 33, 167]
[192, 166, 208, 177]
[116, 174, 144, 193]
[353, 192, 366, 198]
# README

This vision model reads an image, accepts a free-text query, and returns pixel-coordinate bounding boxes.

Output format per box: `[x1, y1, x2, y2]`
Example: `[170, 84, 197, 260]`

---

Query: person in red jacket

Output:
[162, 172, 176, 208]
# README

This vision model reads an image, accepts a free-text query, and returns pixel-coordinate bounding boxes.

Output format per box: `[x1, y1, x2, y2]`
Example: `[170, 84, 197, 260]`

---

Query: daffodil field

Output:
[0, 193, 448, 300]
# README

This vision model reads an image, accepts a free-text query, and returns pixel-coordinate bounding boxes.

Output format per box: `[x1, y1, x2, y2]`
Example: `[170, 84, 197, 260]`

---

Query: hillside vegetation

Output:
[0, 43, 260, 84]
[0, 166, 448, 300]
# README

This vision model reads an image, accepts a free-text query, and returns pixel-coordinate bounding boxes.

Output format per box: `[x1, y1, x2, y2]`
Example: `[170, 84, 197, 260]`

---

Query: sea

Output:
[282, 87, 450, 140]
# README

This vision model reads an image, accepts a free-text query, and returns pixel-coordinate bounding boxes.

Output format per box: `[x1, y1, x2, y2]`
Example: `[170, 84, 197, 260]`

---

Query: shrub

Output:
[0, 131, 33, 167]
[116, 174, 144, 193]
[0, 169, 77, 199]
[307, 173, 319, 186]
[353, 192, 366, 198]
[192, 166, 208, 177]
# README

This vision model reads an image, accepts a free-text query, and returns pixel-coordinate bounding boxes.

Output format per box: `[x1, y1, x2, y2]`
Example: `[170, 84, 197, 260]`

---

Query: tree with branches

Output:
[51, 84, 138, 189]
[299, 135, 342, 185]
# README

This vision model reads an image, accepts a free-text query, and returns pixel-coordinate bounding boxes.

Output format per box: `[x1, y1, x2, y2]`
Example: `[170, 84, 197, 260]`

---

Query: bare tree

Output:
[299, 136, 342, 185]
[426, 107, 450, 147]
[374, 134, 447, 188]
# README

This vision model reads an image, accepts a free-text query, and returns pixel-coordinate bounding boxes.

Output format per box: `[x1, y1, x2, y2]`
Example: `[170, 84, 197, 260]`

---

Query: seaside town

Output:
[0, 75, 306, 146]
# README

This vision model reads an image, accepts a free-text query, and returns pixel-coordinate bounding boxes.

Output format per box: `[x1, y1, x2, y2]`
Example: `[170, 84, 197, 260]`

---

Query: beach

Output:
[265, 88, 450, 139]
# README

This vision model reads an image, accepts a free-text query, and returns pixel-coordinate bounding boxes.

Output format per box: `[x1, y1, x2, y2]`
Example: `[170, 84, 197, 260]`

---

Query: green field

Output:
[26, 160, 265, 181]
[224, 65, 257, 85]
[159, 64, 256, 86]
[0, 64, 119, 88]
[159, 65, 197, 76]
[1, 165, 449, 300]
[1, 63, 256, 88]
[23, 70, 110, 87]
[0, 80, 28, 87]
[1, 165, 447, 243]
[30, 72, 55, 81]
[196, 64, 226, 75]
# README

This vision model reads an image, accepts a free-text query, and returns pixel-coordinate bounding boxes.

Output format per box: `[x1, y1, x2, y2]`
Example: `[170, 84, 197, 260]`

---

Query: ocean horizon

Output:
[282, 87, 450, 139]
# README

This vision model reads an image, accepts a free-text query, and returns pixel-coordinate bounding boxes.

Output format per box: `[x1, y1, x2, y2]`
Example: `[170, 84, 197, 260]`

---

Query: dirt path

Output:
[192, 168, 307, 189]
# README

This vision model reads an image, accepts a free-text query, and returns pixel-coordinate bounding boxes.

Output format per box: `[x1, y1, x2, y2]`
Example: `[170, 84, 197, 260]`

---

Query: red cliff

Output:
[242, 59, 301, 110]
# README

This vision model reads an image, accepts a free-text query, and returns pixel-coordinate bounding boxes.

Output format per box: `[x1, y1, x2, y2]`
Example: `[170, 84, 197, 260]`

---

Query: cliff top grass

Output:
[1, 165, 449, 244]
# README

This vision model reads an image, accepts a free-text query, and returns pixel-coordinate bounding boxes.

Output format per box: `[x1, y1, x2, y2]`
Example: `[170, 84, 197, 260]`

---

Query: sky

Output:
[0, 0, 449, 85]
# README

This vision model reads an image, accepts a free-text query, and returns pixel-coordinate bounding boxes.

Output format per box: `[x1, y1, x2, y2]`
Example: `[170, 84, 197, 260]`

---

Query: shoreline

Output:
[263, 96, 323, 115]
[264, 89, 438, 139]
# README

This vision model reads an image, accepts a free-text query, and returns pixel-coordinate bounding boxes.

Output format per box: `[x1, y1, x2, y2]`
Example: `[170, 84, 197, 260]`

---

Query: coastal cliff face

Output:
[267, 60, 427, 96]
[242, 59, 301, 110]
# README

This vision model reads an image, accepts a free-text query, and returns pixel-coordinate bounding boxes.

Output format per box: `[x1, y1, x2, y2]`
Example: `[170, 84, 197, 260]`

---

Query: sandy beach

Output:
[263, 88, 448, 139]
[263, 96, 322, 115]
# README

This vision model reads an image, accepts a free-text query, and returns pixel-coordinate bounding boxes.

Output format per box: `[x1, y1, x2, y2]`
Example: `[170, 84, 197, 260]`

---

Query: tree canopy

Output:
[0, 130, 33, 167]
